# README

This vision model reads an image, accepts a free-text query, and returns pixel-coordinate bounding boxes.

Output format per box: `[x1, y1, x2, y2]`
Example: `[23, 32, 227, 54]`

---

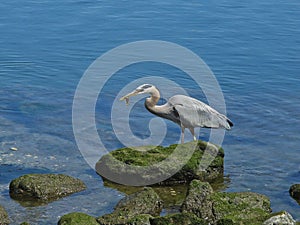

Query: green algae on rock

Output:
[150, 212, 208, 225]
[9, 174, 86, 204]
[182, 180, 271, 225]
[0, 205, 10, 225]
[210, 192, 271, 224]
[97, 187, 162, 225]
[58, 212, 98, 225]
[96, 140, 224, 185]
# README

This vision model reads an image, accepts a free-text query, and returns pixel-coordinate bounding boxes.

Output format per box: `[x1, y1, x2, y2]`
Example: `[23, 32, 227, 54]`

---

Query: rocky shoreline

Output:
[1, 141, 300, 224]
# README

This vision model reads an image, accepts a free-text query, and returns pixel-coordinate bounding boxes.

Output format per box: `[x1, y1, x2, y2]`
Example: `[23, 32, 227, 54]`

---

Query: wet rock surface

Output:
[9, 174, 86, 203]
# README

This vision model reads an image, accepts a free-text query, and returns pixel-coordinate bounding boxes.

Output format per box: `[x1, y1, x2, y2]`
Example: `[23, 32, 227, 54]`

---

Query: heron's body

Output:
[120, 84, 233, 143]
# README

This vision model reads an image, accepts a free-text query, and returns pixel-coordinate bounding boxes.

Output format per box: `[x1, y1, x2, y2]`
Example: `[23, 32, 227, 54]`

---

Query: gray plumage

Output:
[120, 84, 233, 143]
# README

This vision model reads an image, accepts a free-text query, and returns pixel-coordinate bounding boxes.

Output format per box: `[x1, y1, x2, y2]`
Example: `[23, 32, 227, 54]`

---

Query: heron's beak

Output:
[119, 90, 139, 105]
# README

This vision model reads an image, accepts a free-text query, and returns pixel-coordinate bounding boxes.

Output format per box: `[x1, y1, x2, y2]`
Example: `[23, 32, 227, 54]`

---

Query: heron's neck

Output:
[145, 88, 160, 108]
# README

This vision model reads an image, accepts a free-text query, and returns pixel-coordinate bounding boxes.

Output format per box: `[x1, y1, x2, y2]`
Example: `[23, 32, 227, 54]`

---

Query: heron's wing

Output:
[169, 95, 232, 129]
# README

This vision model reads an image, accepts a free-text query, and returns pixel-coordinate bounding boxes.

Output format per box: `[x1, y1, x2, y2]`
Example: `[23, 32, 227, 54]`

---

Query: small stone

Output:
[10, 147, 18, 151]
[262, 211, 296, 225]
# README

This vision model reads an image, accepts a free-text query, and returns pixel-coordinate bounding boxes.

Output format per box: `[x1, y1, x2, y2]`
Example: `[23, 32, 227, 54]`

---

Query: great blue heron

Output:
[120, 84, 233, 144]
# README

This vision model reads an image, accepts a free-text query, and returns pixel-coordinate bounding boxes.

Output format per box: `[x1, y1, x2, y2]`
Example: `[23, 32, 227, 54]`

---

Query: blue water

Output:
[1, 0, 300, 224]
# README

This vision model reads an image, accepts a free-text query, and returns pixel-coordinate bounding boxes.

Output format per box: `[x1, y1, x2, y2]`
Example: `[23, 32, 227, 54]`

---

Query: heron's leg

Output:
[181, 126, 185, 144]
[189, 128, 197, 141]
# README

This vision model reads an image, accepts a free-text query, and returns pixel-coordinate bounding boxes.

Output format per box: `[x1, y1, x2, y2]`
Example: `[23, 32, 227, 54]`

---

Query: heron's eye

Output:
[141, 84, 152, 89]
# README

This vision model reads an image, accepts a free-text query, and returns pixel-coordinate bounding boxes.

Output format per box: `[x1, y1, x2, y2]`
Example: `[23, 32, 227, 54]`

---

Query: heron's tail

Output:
[218, 114, 233, 130]
[226, 118, 233, 130]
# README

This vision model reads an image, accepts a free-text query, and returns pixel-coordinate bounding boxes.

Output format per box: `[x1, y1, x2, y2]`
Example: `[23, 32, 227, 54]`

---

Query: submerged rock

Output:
[9, 174, 86, 203]
[150, 212, 208, 225]
[290, 184, 300, 203]
[103, 180, 189, 210]
[97, 187, 162, 225]
[262, 211, 296, 225]
[0, 205, 10, 225]
[96, 141, 224, 186]
[181, 180, 271, 224]
[58, 212, 98, 225]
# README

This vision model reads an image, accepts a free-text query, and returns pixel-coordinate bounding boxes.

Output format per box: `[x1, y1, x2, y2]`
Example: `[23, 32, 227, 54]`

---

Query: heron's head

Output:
[120, 84, 156, 104]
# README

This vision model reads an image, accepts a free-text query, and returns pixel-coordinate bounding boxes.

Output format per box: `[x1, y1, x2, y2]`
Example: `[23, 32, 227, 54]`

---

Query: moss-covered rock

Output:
[58, 212, 98, 225]
[290, 184, 300, 204]
[181, 180, 214, 221]
[210, 192, 271, 224]
[262, 211, 296, 225]
[0, 205, 10, 225]
[150, 212, 208, 225]
[97, 187, 162, 225]
[181, 179, 271, 224]
[9, 174, 86, 204]
[96, 141, 224, 185]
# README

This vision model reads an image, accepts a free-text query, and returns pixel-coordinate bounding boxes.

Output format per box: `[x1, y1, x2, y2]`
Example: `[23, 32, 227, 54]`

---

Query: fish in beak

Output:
[119, 90, 140, 105]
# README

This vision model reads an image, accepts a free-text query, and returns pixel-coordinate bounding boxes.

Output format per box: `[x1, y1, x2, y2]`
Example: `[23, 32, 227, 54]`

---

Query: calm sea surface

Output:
[1, 0, 300, 224]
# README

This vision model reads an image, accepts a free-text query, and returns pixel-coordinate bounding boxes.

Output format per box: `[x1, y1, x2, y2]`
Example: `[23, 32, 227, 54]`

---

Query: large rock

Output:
[262, 211, 296, 225]
[290, 184, 300, 203]
[97, 187, 162, 225]
[9, 174, 86, 202]
[150, 212, 208, 225]
[96, 141, 224, 185]
[181, 180, 214, 221]
[0, 205, 10, 225]
[211, 191, 271, 224]
[181, 180, 271, 224]
[58, 212, 98, 225]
